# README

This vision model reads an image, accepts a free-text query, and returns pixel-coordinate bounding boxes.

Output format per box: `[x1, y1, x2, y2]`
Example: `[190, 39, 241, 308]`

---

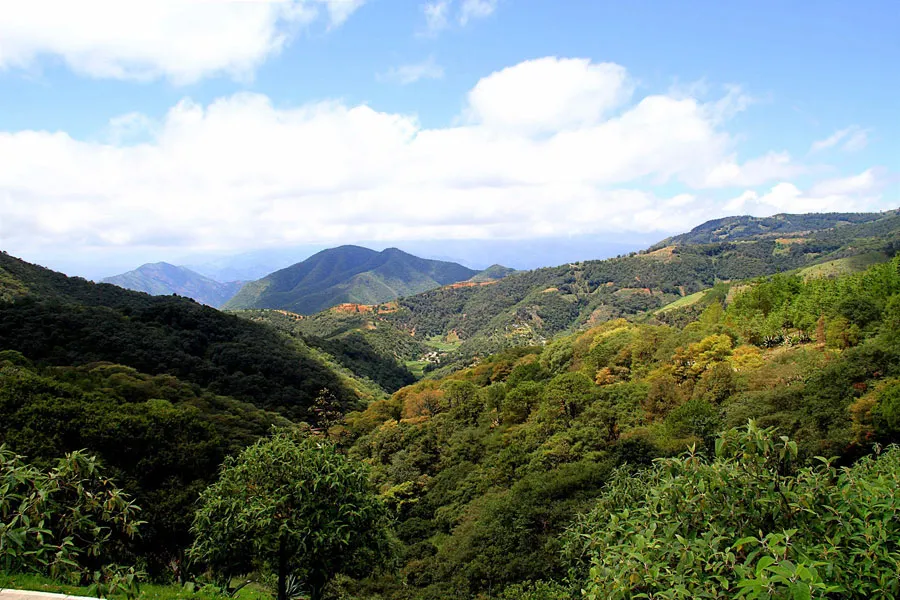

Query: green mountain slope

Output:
[224, 245, 480, 314]
[235, 307, 418, 394]
[364, 210, 900, 368]
[468, 263, 517, 282]
[652, 209, 895, 247]
[335, 256, 900, 599]
[0, 251, 357, 420]
[0, 355, 289, 572]
[102, 262, 243, 307]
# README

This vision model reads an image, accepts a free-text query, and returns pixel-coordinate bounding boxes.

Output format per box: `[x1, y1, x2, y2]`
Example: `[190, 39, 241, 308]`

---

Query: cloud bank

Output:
[0, 0, 363, 83]
[0, 57, 891, 262]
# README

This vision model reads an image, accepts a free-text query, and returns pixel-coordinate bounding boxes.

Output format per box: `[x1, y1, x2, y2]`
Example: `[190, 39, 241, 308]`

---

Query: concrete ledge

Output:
[0, 590, 98, 600]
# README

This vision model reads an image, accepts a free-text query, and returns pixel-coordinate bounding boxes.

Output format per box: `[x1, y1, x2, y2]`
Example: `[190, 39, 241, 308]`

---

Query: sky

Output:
[0, 0, 898, 278]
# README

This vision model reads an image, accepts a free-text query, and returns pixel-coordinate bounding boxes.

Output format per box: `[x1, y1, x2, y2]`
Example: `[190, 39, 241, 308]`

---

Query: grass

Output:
[0, 572, 273, 600]
[424, 335, 460, 352]
[405, 360, 428, 378]
[798, 252, 887, 280]
[655, 290, 706, 314]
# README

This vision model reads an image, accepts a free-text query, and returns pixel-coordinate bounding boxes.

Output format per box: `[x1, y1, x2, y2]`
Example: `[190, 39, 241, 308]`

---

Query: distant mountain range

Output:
[101, 247, 513, 312]
[276, 209, 900, 376]
[101, 262, 243, 308]
[224, 245, 505, 314]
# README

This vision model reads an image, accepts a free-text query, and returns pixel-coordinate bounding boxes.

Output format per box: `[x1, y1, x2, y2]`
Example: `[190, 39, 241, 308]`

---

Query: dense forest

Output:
[2, 211, 900, 599]
[0, 251, 363, 420]
[331, 256, 900, 598]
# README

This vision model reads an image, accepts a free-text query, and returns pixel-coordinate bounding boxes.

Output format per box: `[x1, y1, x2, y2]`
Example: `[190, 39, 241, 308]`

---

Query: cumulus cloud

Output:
[465, 58, 633, 133]
[697, 151, 805, 188]
[378, 57, 444, 85]
[811, 125, 870, 153]
[724, 169, 885, 215]
[0, 57, 889, 262]
[0, 0, 363, 83]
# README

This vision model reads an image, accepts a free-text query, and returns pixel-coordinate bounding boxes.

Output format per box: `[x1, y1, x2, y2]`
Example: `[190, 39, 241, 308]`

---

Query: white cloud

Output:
[465, 58, 633, 133]
[0, 0, 363, 84]
[421, 0, 451, 35]
[459, 0, 498, 24]
[0, 58, 890, 263]
[724, 169, 884, 215]
[698, 151, 805, 188]
[378, 57, 444, 85]
[811, 125, 870, 153]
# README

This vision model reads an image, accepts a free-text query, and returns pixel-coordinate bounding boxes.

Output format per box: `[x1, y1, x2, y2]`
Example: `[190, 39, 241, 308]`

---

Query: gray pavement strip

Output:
[0, 590, 98, 600]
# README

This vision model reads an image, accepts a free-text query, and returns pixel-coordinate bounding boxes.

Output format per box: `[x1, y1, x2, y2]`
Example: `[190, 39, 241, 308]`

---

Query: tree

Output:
[189, 428, 394, 600]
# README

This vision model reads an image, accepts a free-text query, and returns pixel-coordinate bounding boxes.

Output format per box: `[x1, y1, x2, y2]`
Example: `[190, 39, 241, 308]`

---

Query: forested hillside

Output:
[0, 251, 356, 420]
[369, 210, 900, 368]
[653, 210, 894, 246]
[229, 211, 900, 381]
[3, 211, 900, 599]
[331, 256, 900, 598]
[0, 354, 289, 573]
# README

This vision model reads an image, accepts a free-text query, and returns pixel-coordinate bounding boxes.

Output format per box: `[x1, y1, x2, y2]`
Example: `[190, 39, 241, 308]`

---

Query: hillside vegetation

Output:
[3, 211, 900, 599]
[0, 251, 359, 420]
[291, 211, 900, 373]
[652, 210, 894, 246]
[330, 256, 900, 598]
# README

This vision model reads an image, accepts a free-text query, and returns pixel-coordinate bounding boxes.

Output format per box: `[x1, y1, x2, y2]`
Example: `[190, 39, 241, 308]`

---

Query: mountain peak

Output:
[225, 245, 478, 314]
[102, 263, 242, 307]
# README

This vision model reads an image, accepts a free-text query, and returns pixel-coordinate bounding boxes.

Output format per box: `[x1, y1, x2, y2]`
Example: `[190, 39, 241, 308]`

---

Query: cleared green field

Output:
[425, 335, 461, 352]
[654, 289, 706, 314]
[799, 252, 888, 280]
[405, 360, 429, 378]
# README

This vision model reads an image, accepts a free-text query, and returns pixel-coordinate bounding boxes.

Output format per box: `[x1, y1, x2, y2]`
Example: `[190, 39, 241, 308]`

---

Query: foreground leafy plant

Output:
[0, 445, 143, 584]
[564, 422, 900, 599]
[189, 427, 395, 600]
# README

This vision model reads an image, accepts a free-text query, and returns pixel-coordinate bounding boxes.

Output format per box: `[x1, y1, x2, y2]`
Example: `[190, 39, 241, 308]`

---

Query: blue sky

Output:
[0, 0, 897, 277]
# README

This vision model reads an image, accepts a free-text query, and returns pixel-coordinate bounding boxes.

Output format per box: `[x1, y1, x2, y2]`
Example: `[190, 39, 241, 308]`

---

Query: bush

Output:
[564, 422, 900, 599]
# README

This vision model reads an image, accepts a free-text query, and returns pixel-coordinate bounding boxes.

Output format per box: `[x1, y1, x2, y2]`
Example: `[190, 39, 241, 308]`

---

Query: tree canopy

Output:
[189, 428, 395, 600]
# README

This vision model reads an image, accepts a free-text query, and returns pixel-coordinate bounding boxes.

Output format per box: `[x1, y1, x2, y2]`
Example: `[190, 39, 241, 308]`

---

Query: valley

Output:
[3, 209, 900, 598]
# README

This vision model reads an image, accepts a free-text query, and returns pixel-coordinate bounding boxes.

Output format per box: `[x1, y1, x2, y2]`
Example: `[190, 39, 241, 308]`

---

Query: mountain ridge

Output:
[101, 261, 243, 307]
[286, 209, 900, 375]
[224, 245, 490, 314]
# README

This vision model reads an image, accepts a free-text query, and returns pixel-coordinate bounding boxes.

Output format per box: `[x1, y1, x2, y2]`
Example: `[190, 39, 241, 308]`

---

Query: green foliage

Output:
[235, 308, 420, 396]
[565, 423, 900, 599]
[0, 446, 142, 586]
[494, 580, 573, 599]
[337, 254, 900, 598]
[190, 428, 395, 600]
[0, 253, 356, 422]
[383, 212, 899, 365]
[0, 359, 288, 575]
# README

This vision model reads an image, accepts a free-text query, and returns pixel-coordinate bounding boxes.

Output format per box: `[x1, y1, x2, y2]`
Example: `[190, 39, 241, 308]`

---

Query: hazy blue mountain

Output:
[102, 262, 243, 307]
[224, 245, 480, 314]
